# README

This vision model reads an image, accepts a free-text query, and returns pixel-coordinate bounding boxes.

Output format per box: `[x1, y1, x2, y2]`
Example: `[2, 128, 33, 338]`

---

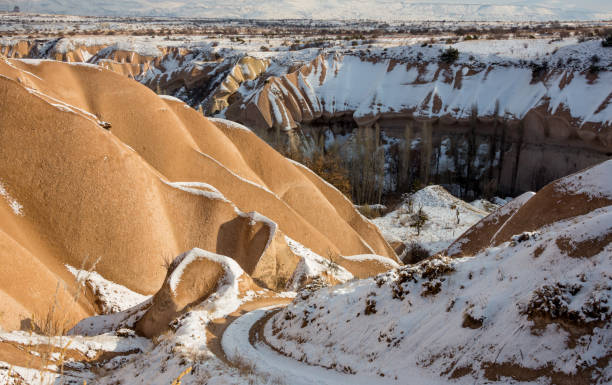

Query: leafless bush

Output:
[409, 207, 429, 235]
[402, 242, 430, 265]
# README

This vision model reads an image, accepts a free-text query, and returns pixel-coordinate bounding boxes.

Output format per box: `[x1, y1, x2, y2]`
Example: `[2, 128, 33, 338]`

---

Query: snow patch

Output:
[0, 179, 23, 216]
[66, 265, 150, 314]
[286, 236, 353, 289]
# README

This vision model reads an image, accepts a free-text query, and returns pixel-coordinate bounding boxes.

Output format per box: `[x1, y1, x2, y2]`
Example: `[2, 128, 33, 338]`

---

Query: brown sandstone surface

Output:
[0, 58, 396, 331]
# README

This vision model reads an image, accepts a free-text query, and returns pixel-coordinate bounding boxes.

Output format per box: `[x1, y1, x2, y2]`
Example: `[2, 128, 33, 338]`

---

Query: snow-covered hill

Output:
[265, 159, 612, 384]
[19, 1, 612, 21]
[372, 185, 503, 257]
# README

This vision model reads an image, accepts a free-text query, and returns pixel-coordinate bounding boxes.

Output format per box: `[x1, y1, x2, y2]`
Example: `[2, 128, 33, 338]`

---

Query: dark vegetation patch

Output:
[439, 47, 459, 64]
[530, 61, 548, 83]
[377, 326, 404, 348]
[482, 354, 611, 385]
[364, 292, 378, 315]
[421, 280, 442, 297]
[520, 281, 611, 345]
[402, 242, 430, 264]
[533, 244, 545, 258]
[462, 312, 484, 329]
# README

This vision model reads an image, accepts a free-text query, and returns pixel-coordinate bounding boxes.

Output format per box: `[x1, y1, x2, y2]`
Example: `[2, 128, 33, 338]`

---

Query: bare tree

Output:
[399, 122, 413, 190]
[420, 120, 433, 185]
[410, 206, 429, 236]
[348, 124, 385, 205]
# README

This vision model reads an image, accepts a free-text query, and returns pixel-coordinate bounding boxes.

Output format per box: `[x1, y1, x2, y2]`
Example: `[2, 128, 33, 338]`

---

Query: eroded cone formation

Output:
[0, 58, 397, 331]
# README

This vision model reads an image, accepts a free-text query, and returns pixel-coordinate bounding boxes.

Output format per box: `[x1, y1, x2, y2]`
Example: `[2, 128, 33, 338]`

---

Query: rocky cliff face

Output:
[2, 36, 610, 198]
[226, 52, 611, 197]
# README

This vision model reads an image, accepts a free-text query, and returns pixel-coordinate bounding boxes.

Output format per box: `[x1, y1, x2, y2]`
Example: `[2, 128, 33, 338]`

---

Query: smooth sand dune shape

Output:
[0, 57, 397, 332]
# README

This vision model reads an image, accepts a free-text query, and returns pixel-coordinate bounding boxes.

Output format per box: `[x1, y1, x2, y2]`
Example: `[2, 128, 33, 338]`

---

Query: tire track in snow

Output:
[221, 306, 399, 385]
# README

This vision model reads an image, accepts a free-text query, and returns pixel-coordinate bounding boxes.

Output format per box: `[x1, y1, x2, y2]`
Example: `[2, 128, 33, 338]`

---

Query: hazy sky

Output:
[5, 0, 612, 13]
[401, 1, 611, 12]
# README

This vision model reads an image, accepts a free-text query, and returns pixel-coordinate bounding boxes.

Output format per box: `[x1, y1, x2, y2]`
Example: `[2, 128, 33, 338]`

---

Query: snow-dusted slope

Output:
[21, 1, 612, 21]
[264, 160, 612, 384]
[373, 185, 492, 256]
[241, 45, 612, 131]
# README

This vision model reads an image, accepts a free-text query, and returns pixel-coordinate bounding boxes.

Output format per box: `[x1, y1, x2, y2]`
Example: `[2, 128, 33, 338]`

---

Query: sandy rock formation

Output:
[135, 248, 256, 338]
[0, 57, 396, 332]
[0, 39, 269, 117]
[207, 56, 269, 114]
[2, 37, 610, 196]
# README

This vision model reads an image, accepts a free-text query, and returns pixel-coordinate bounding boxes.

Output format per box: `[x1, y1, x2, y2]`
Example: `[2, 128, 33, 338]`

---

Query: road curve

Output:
[220, 306, 398, 385]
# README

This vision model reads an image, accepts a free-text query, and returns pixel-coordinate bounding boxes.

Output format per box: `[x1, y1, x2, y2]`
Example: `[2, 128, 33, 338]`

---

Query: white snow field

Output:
[265, 210, 612, 383]
[221, 306, 444, 385]
[244, 40, 612, 129]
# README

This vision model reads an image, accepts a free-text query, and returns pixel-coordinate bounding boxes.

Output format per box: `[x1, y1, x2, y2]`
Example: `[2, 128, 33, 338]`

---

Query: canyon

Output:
[0, 14, 609, 384]
[2, 28, 610, 200]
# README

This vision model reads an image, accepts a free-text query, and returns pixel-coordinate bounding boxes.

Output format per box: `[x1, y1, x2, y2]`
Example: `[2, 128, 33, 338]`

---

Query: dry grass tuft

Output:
[232, 352, 257, 377]
[357, 204, 384, 219]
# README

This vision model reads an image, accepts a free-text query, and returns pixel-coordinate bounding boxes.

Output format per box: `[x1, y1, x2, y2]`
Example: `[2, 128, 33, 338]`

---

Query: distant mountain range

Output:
[11, 1, 612, 21]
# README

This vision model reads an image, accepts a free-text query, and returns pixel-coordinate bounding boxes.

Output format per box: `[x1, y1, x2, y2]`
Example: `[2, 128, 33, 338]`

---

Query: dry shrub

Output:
[22, 257, 102, 382]
[402, 242, 430, 264]
[519, 282, 611, 337]
[389, 269, 417, 300]
[409, 208, 429, 235]
[364, 294, 377, 315]
[31, 293, 70, 337]
[420, 258, 455, 280]
[232, 353, 256, 376]
[323, 249, 341, 275]
[31, 256, 100, 336]
[357, 203, 384, 219]
[421, 280, 442, 297]
[462, 312, 484, 329]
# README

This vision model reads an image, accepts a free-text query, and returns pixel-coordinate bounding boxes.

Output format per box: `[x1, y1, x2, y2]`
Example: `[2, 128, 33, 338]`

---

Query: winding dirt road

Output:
[217, 304, 398, 385]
